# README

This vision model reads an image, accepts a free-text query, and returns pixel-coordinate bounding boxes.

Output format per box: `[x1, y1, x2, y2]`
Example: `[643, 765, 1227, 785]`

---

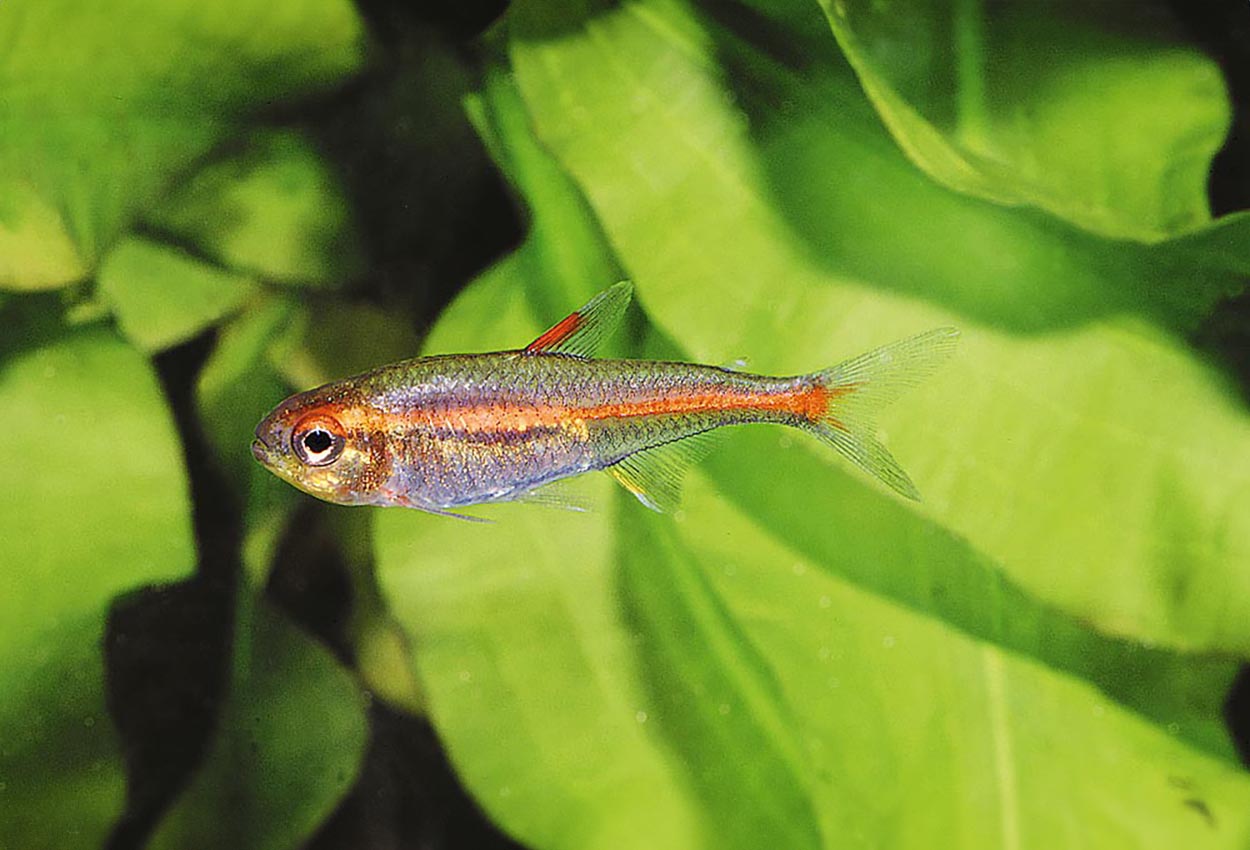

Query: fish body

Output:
[252, 283, 958, 516]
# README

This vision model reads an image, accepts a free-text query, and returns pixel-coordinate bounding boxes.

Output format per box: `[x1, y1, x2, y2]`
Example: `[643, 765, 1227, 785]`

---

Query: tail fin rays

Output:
[806, 327, 960, 501]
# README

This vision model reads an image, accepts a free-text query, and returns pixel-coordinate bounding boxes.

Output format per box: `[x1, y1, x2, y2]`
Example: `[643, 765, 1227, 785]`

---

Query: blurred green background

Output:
[3, 0, 1250, 848]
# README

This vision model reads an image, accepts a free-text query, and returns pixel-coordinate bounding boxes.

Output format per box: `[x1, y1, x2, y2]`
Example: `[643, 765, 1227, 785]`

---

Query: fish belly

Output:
[392, 422, 597, 509]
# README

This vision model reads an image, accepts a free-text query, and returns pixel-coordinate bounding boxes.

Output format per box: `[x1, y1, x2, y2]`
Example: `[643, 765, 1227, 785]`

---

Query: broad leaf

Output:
[0, 310, 195, 846]
[508, 0, 1250, 654]
[146, 130, 362, 287]
[632, 481, 1250, 847]
[196, 296, 425, 714]
[378, 268, 1250, 850]
[145, 590, 369, 850]
[813, 0, 1231, 240]
[373, 55, 1250, 850]
[97, 237, 258, 353]
[376, 458, 707, 850]
[0, 0, 364, 290]
[375, 69, 704, 850]
[196, 294, 423, 579]
[196, 296, 303, 583]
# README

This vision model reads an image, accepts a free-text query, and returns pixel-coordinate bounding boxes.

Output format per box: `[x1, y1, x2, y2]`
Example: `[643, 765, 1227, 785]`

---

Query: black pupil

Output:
[303, 429, 333, 454]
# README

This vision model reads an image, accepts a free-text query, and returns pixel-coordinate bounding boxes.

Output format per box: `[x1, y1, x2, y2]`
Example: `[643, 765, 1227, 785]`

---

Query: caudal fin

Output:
[806, 327, 960, 501]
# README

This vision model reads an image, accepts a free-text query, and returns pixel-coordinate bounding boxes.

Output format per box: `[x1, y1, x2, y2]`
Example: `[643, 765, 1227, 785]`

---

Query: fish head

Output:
[252, 386, 391, 506]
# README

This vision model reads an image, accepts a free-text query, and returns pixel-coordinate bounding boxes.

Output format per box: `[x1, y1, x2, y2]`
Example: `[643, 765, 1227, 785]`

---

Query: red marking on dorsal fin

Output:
[525, 312, 583, 353]
[522, 282, 633, 358]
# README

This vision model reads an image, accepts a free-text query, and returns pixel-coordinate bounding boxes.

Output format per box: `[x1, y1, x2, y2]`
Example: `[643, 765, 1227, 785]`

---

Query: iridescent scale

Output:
[359, 354, 811, 509]
[252, 282, 959, 516]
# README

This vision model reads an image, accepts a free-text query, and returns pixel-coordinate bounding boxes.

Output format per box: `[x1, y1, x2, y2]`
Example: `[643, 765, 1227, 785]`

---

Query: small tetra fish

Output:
[252, 283, 958, 518]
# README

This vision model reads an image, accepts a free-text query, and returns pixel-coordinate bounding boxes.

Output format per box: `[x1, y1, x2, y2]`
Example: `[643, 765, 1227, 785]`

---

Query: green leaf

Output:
[197, 296, 300, 486]
[0, 310, 194, 847]
[378, 268, 1250, 849]
[0, 0, 365, 290]
[195, 296, 303, 584]
[191, 297, 384, 835]
[197, 288, 427, 715]
[615, 503, 822, 849]
[195, 291, 422, 587]
[146, 590, 369, 850]
[195, 296, 426, 712]
[97, 237, 258, 353]
[193, 289, 425, 721]
[0, 186, 85, 290]
[373, 53, 1250, 850]
[376, 481, 709, 850]
[146, 130, 362, 287]
[266, 300, 423, 392]
[695, 426, 1241, 755]
[813, 0, 1230, 240]
[465, 65, 625, 317]
[331, 509, 427, 716]
[374, 71, 707, 849]
[507, 0, 1250, 654]
[640, 477, 1250, 847]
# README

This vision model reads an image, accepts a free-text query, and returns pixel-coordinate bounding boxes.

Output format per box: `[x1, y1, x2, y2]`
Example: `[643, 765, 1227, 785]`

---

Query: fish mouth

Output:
[251, 438, 271, 464]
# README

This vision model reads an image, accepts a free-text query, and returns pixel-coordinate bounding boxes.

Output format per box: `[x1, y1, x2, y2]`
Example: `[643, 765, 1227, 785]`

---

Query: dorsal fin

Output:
[524, 281, 633, 358]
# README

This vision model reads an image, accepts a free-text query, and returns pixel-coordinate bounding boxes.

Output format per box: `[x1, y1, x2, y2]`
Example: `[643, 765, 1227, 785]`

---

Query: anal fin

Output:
[606, 431, 722, 513]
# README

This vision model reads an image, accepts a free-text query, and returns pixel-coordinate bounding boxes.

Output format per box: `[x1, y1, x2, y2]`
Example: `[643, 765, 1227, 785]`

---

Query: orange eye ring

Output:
[291, 415, 346, 467]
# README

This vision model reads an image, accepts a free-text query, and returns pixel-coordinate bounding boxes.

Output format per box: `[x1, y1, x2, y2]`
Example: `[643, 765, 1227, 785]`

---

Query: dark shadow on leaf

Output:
[511, 0, 624, 41]
[0, 295, 76, 360]
[267, 501, 359, 666]
[701, 0, 1242, 334]
[105, 331, 239, 850]
[307, 25, 523, 322]
[1168, 0, 1250, 217]
[353, 0, 510, 43]
[703, 429, 1240, 757]
[1224, 667, 1250, 766]
[308, 704, 529, 850]
[630, 318, 1242, 760]
[615, 506, 825, 850]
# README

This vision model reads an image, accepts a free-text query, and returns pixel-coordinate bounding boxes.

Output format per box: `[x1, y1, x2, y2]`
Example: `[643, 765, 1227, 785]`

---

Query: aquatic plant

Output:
[3, 0, 1250, 848]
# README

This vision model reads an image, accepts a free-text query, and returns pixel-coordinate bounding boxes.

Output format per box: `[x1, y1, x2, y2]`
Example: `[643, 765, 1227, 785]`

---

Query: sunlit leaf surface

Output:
[373, 23, 1250, 848]
[97, 237, 258, 353]
[378, 272, 1250, 849]
[509, 0, 1250, 654]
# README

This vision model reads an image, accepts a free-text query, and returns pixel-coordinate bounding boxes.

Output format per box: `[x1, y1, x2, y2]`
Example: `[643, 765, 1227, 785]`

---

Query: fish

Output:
[252, 282, 958, 518]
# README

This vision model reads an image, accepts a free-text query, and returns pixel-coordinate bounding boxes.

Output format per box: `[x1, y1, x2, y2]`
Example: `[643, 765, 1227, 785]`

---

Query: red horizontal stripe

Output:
[403, 384, 844, 435]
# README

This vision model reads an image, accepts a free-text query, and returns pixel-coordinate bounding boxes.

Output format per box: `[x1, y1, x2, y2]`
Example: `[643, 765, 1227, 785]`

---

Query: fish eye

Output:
[291, 416, 345, 466]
